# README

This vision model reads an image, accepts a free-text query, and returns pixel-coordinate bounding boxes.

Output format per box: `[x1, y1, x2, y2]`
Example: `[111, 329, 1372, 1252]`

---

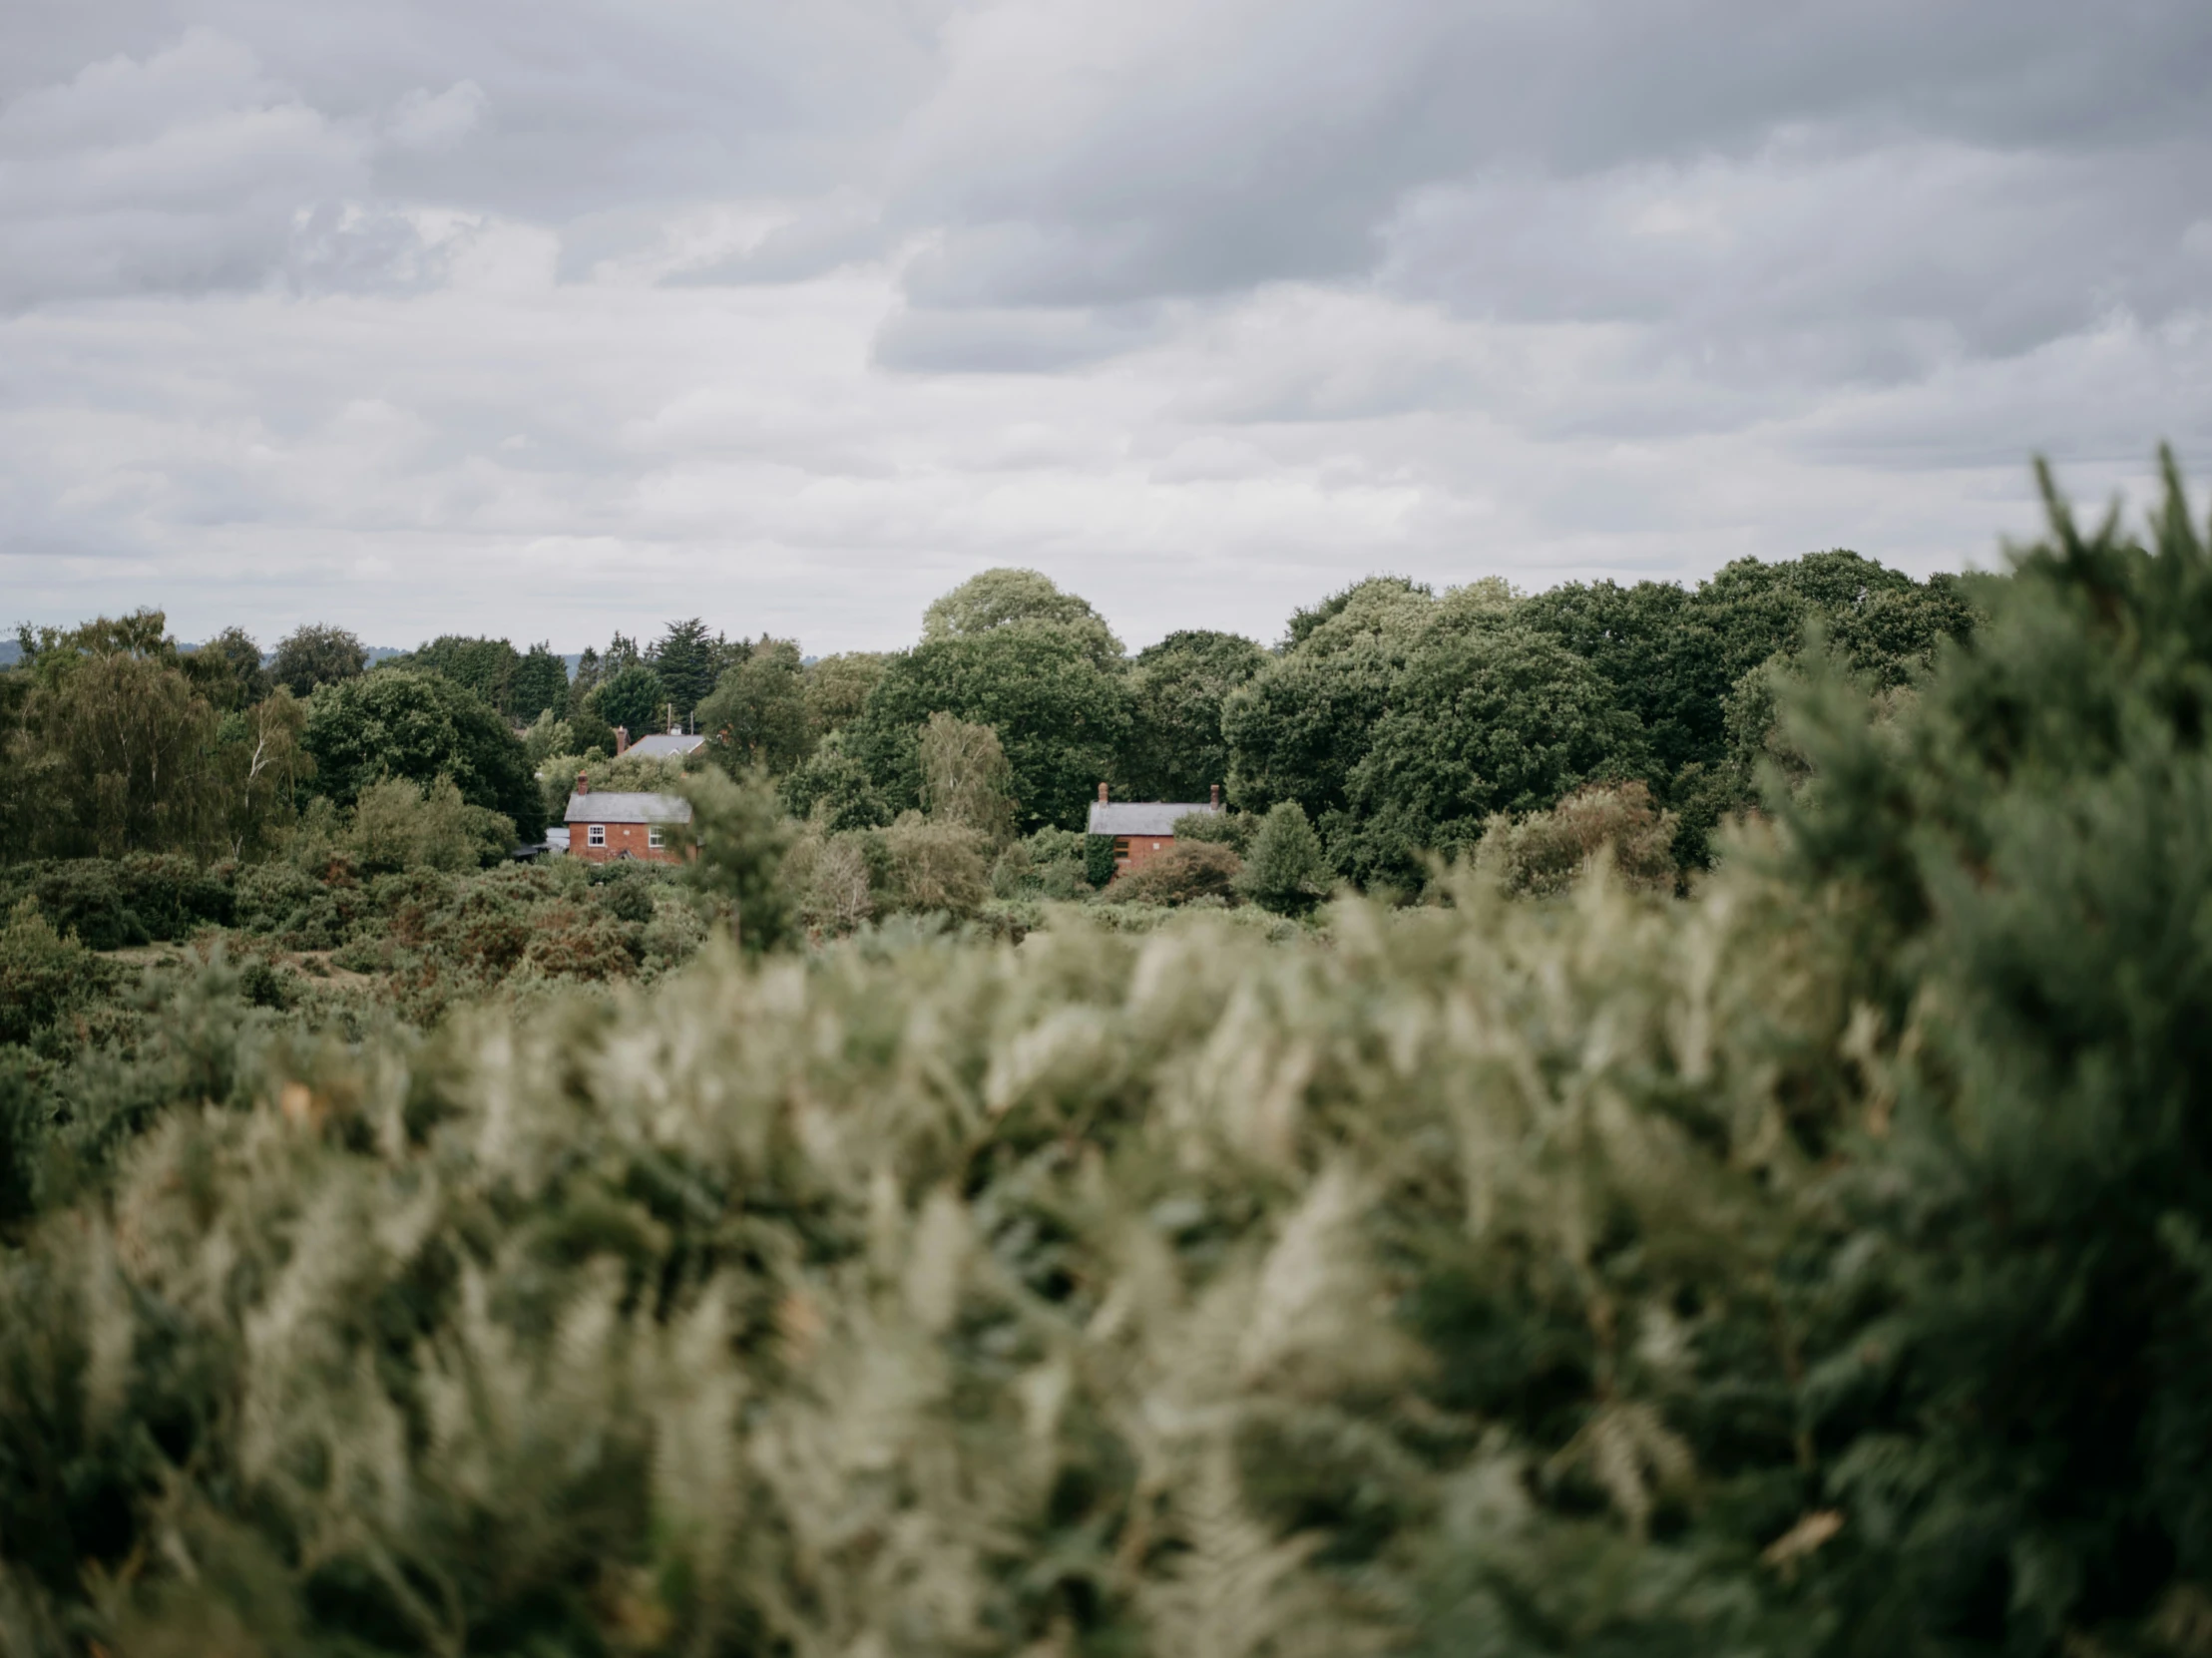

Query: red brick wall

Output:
[568, 821, 689, 864]
[1113, 835, 1175, 873]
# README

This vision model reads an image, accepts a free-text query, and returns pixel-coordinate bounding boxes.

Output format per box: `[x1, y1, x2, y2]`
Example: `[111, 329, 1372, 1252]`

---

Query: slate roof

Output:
[1087, 801, 1219, 837]
[626, 732, 705, 758]
[565, 791, 693, 825]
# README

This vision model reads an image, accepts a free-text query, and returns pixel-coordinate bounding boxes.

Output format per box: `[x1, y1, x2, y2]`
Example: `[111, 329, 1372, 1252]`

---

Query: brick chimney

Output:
[1210, 783, 1221, 809]
[615, 725, 630, 757]
[576, 772, 590, 795]
[1099, 782, 1109, 804]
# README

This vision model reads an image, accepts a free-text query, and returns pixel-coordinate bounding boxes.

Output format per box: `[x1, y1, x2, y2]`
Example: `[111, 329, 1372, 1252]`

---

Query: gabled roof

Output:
[1087, 801, 1218, 837]
[566, 791, 692, 825]
[626, 732, 705, 758]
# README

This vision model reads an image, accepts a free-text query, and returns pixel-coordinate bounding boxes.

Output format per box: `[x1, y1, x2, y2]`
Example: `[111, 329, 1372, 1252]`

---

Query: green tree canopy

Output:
[1340, 624, 1649, 889]
[923, 569, 1123, 666]
[269, 623, 369, 698]
[696, 641, 809, 775]
[586, 662, 669, 741]
[781, 731, 891, 831]
[0, 612, 305, 862]
[185, 626, 269, 712]
[1119, 629, 1267, 802]
[648, 618, 734, 718]
[1732, 450, 2212, 1649]
[388, 635, 522, 716]
[803, 651, 892, 741]
[846, 627, 1132, 832]
[512, 642, 571, 723]
[1222, 578, 1509, 827]
[301, 668, 542, 840]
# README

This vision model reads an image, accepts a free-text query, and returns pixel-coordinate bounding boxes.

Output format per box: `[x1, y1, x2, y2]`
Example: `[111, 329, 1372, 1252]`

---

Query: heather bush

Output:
[0, 900, 112, 1046]
[1104, 838, 1242, 906]
[0, 854, 233, 949]
[1474, 779, 1679, 897]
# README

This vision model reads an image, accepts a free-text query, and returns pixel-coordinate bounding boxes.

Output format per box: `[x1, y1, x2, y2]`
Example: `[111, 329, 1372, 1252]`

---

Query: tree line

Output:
[1, 549, 1974, 886]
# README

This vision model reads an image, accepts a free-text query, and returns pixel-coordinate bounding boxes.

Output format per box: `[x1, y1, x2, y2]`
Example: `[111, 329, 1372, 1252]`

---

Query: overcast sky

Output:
[5, 1, 2210, 653]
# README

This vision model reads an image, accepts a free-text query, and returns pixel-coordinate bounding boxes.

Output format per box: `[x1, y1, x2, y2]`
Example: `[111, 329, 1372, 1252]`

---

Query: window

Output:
[1112, 837, 1130, 860]
[588, 825, 606, 847]
[648, 827, 664, 849]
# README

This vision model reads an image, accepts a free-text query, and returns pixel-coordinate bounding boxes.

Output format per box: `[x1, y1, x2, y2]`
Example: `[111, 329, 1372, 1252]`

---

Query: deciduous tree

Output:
[301, 668, 542, 839]
[270, 623, 369, 697]
[1121, 629, 1267, 802]
[847, 626, 1131, 832]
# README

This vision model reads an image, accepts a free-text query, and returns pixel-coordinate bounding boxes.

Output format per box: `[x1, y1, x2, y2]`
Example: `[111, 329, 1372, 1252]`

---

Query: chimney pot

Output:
[1099, 782, 1109, 804]
[577, 772, 590, 795]
[1210, 783, 1221, 808]
[615, 725, 630, 756]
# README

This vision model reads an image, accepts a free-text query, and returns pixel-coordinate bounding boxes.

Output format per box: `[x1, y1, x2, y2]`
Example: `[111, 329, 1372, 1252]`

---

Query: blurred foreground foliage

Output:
[2, 458, 2212, 1657]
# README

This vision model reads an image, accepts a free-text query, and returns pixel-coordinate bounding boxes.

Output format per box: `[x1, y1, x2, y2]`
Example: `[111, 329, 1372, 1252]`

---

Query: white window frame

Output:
[648, 826, 664, 849]
[588, 824, 606, 847]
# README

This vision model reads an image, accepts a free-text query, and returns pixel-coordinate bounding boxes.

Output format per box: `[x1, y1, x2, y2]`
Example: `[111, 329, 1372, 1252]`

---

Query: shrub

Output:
[1236, 800, 1329, 914]
[639, 891, 708, 969]
[519, 901, 642, 981]
[1170, 807, 1251, 852]
[991, 826, 1092, 901]
[598, 874, 660, 924]
[19, 861, 147, 950]
[1104, 840, 1242, 906]
[1474, 780, 1679, 897]
[232, 862, 326, 935]
[0, 900, 111, 1044]
[346, 775, 514, 873]
[782, 732, 891, 831]
[680, 768, 797, 954]
[879, 813, 993, 918]
[792, 831, 876, 937]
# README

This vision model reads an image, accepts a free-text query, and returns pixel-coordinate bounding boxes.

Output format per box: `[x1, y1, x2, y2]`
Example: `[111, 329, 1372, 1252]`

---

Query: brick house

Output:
[1087, 783, 1222, 875]
[564, 779, 694, 864]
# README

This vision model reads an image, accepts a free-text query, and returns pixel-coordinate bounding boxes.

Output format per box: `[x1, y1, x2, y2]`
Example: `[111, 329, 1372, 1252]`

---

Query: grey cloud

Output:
[873, 301, 1171, 373]
[1381, 138, 2212, 357]
[881, 0, 2212, 370]
[0, 29, 366, 305]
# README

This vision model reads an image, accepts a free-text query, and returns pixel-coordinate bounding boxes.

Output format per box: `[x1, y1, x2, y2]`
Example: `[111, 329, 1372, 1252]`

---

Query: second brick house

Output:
[564, 778, 693, 864]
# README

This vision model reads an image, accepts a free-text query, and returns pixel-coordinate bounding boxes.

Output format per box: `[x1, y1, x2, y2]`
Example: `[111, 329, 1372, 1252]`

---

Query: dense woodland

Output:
[5, 456, 2211, 1655]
